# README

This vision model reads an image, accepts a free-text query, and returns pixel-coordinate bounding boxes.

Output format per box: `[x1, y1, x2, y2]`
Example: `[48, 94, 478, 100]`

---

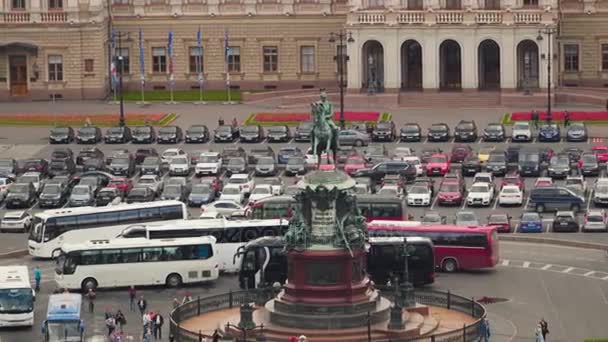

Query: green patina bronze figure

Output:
[311, 89, 339, 167]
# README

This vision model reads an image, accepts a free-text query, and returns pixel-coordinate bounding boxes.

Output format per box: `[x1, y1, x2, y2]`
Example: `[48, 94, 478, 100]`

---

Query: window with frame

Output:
[48, 55, 63, 81]
[152, 47, 166, 73]
[300, 46, 315, 73]
[227, 46, 241, 72]
[407, 0, 423, 9]
[445, 0, 461, 9]
[263, 46, 278, 73]
[602, 44, 608, 71]
[48, 0, 62, 9]
[523, 0, 537, 6]
[484, 0, 499, 9]
[12, 0, 25, 10]
[189, 47, 204, 74]
[564, 44, 579, 72]
[115, 48, 130, 74]
[84, 59, 94, 73]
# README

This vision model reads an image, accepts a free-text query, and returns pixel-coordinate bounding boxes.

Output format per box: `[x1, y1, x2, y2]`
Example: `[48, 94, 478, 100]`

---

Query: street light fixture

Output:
[537, 27, 557, 121]
[329, 30, 354, 129]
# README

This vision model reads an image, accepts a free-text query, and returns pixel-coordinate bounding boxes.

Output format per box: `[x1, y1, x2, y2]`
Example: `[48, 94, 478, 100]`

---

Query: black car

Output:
[50, 148, 74, 163]
[482, 123, 506, 142]
[0, 159, 17, 176]
[78, 176, 104, 195]
[126, 186, 156, 203]
[400, 123, 422, 142]
[76, 126, 102, 144]
[48, 159, 76, 177]
[96, 187, 122, 206]
[372, 121, 396, 142]
[76, 147, 104, 166]
[547, 155, 571, 179]
[580, 153, 600, 176]
[552, 212, 579, 232]
[157, 126, 183, 144]
[461, 155, 482, 177]
[538, 123, 561, 142]
[214, 125, 239, 142]
[222, 146, 247, 163]
[225, 157, 248, 177]
[506, 145, 523, 164]
[566, 122, 588, 142]
[485, 151, 507, 176]
[518, 149, 542, 177]
[185, 125, 209, 143]
[49, 126, 74, 144]
[561, 147, 583, 164]
[20, 159, 48, 175]
[140, 156, 162, 176]
[160, 184, 188, 202]
[38, 182, 70, 208]
[132, 126, 156, 144]
[105, 149, 130, 165]
[105, 126, 132, 144]
[5, 183, 36, 209]
[454, 120, 478, 142]
[267, 126, 291, 143]
[47, 176, 78, 190]
[285, 156, 306, 176]
[135, 148, 159, 164]
[188, 183, 216, 207]
[240, 125, 265, 143]
[247, 147, 275, 165]
[81, 156, 105, 172]
[427, 123, 450, 142]
[353, 161, 416, 184]
[109, 155, 136, 177]
[294, 121, 313, 142]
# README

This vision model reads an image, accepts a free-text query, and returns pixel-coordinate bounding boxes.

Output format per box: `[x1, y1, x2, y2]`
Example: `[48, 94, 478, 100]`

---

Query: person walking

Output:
[182, 292, 193, 305]
[33, 266, 42, 291]
[540, 318, 549, 341]
[218, 117, 225, 126]
[128, 286, 136, 311]
[153, 312, 164, 339]
[115, 309, 126, 330]
[143, 326, 153, 342]
[564, 110, 570, 127]
[211, 329, 220, 342]
[142, 311, 152, 338]
[85, 288, 96, 313]
[535, 324, 545, 342]
[105, 313, 116, 336]
[478, 318, 490, 342]
[137, 295, 147, 316]
[532, 110, 539, 129]
[172, 297, 180, 310]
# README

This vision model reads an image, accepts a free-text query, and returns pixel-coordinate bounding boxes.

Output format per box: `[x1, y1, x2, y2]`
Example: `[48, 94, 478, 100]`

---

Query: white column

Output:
[501, 31, 516, 89]
[462, 35, 476, 89]
[347, 31, 361, 90]
[384, 31, 400, 90]
[422, 30, 438, 89]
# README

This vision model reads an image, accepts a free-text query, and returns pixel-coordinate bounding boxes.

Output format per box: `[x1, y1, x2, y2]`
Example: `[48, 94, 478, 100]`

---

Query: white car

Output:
[169, 156, 190, 177]
[199, 211, 226, 219]
[304, 148, 318, 166]
[565, 175, 587, 196]
[467, 182, 494, 206]
[138, 175, 164, 195]
[248, 184, 274, 204]
[473, 172, 495, 188]
[18, 172, 42, 193]
[512, 121, 533, 142]
[354, 183, 371, 195]
[403, 156, 424, 176]
[406, 185, 431, 207]
[227, 174, 255, 195]
[201, 200, 246, 216]
[0, 177, 14, 198]
[257, 177, 284, 196]
[219, 184, 245, 204]
[195, 152, 222, 176]
[161, 148, 188, 164]
[498, 185, 523, 206]
[0, 211, 32, 232]
[378, 185, 402, 198]
[583, 210, 607, 232]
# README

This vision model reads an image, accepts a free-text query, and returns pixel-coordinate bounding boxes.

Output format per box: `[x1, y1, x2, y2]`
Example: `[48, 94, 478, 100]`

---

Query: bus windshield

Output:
[46, 321, 81, 342]
[0, 288, 33, 314]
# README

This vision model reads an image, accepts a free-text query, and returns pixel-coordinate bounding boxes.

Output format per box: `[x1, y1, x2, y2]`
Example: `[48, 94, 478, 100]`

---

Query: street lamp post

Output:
[116, 31, 130, 127]
[537, 27, 557, 120]
[329, 31, 354, 129]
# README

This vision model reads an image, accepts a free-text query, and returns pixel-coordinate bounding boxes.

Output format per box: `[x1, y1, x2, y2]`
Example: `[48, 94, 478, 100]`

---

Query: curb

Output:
[0, 249, 28, 260]
[499, 235, 608, 250]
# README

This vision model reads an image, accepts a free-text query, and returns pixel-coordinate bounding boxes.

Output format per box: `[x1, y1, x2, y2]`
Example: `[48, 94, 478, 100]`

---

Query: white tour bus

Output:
[0, 266, 35, 327]
[117, 218, 289, 272]
[55, 236, 219, 291]
[28, 200, 188, 258]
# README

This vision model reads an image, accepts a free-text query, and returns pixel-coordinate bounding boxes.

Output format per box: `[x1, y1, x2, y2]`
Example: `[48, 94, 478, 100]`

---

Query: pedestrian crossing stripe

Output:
[499, 258, 608, 281]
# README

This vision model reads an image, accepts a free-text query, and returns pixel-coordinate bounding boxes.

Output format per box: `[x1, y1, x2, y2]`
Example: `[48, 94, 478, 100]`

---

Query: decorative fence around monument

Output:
[169, 288, 486, 342]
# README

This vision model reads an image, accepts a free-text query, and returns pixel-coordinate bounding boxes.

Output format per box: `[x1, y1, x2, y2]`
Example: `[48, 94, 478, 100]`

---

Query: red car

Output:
[450, 144, 473, 163]
[437, 179, 464, 206]
[426, 153, 450, 176]
[200, 176, 223, 195]
[108, 177, 133, 194]
[344, 155, 367, 176]
[534, 177, 553, 187]
[487, 213, 512, 233]
[592, 145, 608, 163]
[501, 172, 524, 191]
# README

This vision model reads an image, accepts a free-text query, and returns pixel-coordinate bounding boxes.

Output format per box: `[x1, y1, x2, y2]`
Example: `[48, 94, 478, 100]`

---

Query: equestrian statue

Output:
[311, 89, 339, 167]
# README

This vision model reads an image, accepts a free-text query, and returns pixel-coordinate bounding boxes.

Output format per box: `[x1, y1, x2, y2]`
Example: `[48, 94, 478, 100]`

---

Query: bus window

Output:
[122, 248, 141, 263]
[243, 250, 256, 271]
[139, 208, 161, 221]
[97, 212, 118, 226]
[141, 247, 163, 262]
[99, 249, 121, 264]
[119, 210, 139, 224]
[194, 244, 212, 259]
[371, 203, 400, 218]
[77, 214, 97, 227]
[225, 228, 242, 243]
[56, 217, 77, 237]
[242, 228, 260, 243]
[160, 205, 183, 220]
[163, 247, 182, 261]
[80, 251, 99, 265]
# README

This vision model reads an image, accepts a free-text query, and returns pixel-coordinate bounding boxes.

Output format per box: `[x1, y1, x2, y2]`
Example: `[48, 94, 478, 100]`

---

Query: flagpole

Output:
[194, 26, 206, 105]
[165, 29, 177, 105]
[136, 27, 149, 106]
[223, 28, 235, 105]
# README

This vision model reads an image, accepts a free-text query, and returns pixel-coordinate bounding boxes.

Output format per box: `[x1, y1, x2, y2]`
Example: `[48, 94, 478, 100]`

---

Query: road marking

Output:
[501, 259, 509, 266]
[422, 137, 428, 144]
[603, 275, 608, 280]
[522, 261, 530, 268]
[430, 195, 439, 210]
[541, 264, 553, 270]
[587, 190, 593, 211]
[584, 271, 596, 277]
[492, 196, 499, 210]
[599, 284, 608, 305]
[461, 199, 467, 209]
[563, 267, 574, 273]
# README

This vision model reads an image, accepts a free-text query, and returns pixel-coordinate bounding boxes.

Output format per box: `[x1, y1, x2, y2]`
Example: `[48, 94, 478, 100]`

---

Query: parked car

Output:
[226, 158, 248, 177]
[482, 123, 506, 142]
[82, 157, 105, 172]
[449, 144, 473, 163]
[454, 120, 478, 142]
[565, 175, 587, 197]
[552, 211, 579, 232]
[38, 183, 70, 208]
[437, 181, 464, 206]
[76, 147, 104, 166]
[466, 182, 494, 207]
[49, 159, 76, 177]
[583, 210, 607, 232]
[421, 211, 447, 225]
[157, 126, 183, 144]
[472, 172, 494, 188]
[219, 184, 245, 204]
[214, 125, 239, 142]
[194, 152, 222, 176]
[337, 129, 370, 147]
[18, 172, 43, 193]
[239, 125, 264, 143]
[528, 186, 585, 213]
[285, 157, 306, 176]
[255, 157, 277, 177]
[566, 122, 588, 142]
[169, 156, 191, 177]
[485, 151, 507, 176]
[248, 184, 274, 204]
[548, 155, 571, 179]
[76, 126, 102, 144]
[0, 211, 32, 233]
[294, 121, 313, 142]
[277, 147, 302, 165]
[534, 177, 554, 188]
[461, 156, 482, 177]
[455, 211, 479, 226]
[477, 146, 495, 164]
[247, 147, 274, 165]
[50, 148, 74, 163]
[108, 177, 133, 195]
[518, 149, 542, 177]
[95, 187, 122, 206]
[579, 152, 600, 176]
[519, 212, 543, 233]
[137, 175, 163, 195]
[200, 176, 224, 196]
[501, 172, 524, 191]
[594, 179, 608, 206]
[161, 148, 187, 164]
[538, 123, 561, 142]
[20, 159, 48, 176]
[49, 126, 75, 144]
[105, 126, 132, 144]
[592, 145, 608, 163]
[131, 126, 156, 144]
[404, 185, 429, 206]
[185, 125, 210, 143]
[227, 173, 255, 195]
[498, 185, 523, 206]
[201, 200, 246, 217]
[135, 148, 159, 165]
[372, 121, 396, 142]
[344, 155, 367, 176]
[5, 183, 36, 209]
[511, 121, 533, 142]
[188, 183, 216, 207]
[68, 185, 94, 207]
[107, 155, 135, 177]
[126, 186, 156, 203]
[0, 159, 17, 177]
[426, 154, 450, 176]
[487, 213, 512, 233]
[427, 123, 450, 142]
[399, 123, 421, 142]
[160, 184, 188, 202]
[267, 126, 291, 143]
[353, 161, 416, 184]
[140, 157, 162, 176]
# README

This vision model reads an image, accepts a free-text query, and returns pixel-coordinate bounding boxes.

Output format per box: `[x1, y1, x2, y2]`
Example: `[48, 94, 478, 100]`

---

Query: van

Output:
[528, 186, 585, 213]
[518, 149, 541, 177]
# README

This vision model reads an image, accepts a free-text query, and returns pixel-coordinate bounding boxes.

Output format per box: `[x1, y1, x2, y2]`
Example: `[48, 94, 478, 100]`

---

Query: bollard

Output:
[462, 323, 466, 341]
[471, 297, 475, 317]
[199, 330, 203, 342]
[447, 290, 451, 310]
[229, 290, 233, 308]
[197, 296, 201, 315]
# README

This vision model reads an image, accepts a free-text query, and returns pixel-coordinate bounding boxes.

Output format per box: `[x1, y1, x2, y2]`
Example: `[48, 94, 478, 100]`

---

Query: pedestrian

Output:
[105, 313, 116, 336]
[172, 297, 180, 309]
[143, 327, 153, 342]
[142, 311, 152, 337]
[564, 110, 570, 127]
[33, 266, 41, 291]
[535, 324, 545, 342]
[532, 110, 539, 129]
[218, 117, 225, 126]
[288, 337, 298, 342]
[104, 307, 114, 320]
[232, 117, 238, 127]
[128, 286, 136, 311]
[540, 318, 549, 340]
[137, 295, 147, 316]
[478, 318, 490, 342]
[85, 117, 92, 127]
[298, 335, 308, 342]
[85, 288, 96, 313]
[153, 312, 164, 339]
[211, 329, 220, 342]
[115, 309, 126, 329]
[182, 292, 193, 305]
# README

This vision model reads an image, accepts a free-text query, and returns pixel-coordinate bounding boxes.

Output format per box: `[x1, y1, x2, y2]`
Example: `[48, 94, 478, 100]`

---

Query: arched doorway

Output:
[401, 40, 422, 90]
[517, 40, 539, 89]
[439, 40, 461, 90]
[362, 40, 384, 93]
[478, 40, 500, 90]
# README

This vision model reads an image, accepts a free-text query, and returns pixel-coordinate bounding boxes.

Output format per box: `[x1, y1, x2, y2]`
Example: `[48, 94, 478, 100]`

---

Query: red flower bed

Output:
[253, 111, 380, 122]
[511, 111, 608, 121]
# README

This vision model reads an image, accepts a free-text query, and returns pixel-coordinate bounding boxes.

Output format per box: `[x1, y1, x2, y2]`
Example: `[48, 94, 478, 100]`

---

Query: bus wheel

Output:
[442, 259, 458, 273]
[166, 273, 182, 288]
[81, 278, 98, 292]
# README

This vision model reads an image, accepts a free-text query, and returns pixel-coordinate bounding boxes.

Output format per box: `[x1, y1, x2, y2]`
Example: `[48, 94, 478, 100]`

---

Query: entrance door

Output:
[9, 55, 28, 96]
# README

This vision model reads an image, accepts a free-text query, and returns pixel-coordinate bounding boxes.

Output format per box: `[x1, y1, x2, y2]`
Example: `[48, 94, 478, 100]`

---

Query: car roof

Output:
[501, 184, 521, 190]
[4, 211, 26, 218]
[230, 174, 248, 179]
[556, 211, 575, 216]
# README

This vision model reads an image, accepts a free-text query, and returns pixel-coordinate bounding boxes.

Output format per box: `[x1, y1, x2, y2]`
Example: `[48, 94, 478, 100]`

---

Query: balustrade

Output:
[435, 11, 462, 23]
[3, 12, 30, 23]
[357, 11, 386, 24]
[397, 10, 424, 24]
[41, 11, 67, 22]
[475, 10, 502, 23]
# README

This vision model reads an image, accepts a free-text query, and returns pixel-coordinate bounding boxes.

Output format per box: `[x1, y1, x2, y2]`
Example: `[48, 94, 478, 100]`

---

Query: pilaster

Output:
[462, 34, 476, 89]
[501, 30, 516, 89]
[422, 30, 438, 89]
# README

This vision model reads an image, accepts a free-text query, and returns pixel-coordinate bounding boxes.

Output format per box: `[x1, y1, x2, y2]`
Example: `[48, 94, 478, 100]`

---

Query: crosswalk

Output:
[500, 258, 608, 281]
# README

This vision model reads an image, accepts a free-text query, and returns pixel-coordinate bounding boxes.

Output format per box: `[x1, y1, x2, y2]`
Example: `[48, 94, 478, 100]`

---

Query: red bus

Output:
[248, 195, 407, 222]
[367, 220, 499, 272]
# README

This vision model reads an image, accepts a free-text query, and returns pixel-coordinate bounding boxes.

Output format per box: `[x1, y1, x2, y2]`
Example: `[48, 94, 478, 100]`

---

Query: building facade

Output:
[0, 0, 567, 100]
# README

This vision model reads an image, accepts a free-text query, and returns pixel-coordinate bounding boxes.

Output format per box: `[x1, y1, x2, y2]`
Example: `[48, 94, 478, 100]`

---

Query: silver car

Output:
[337, 129, 370, 147]
[583, 210, 607, 232]
[455, 211, 480, 226]
[69, 185, 94, 207]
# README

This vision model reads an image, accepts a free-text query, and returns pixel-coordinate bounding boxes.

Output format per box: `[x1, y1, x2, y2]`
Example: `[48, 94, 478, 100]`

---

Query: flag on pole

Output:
[167, 30, 175, 87]
[139, 28, 145, 87]
[110, 27, 118, 90]
[224, 29, 230, 87]
[196, 26, 203, 87]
